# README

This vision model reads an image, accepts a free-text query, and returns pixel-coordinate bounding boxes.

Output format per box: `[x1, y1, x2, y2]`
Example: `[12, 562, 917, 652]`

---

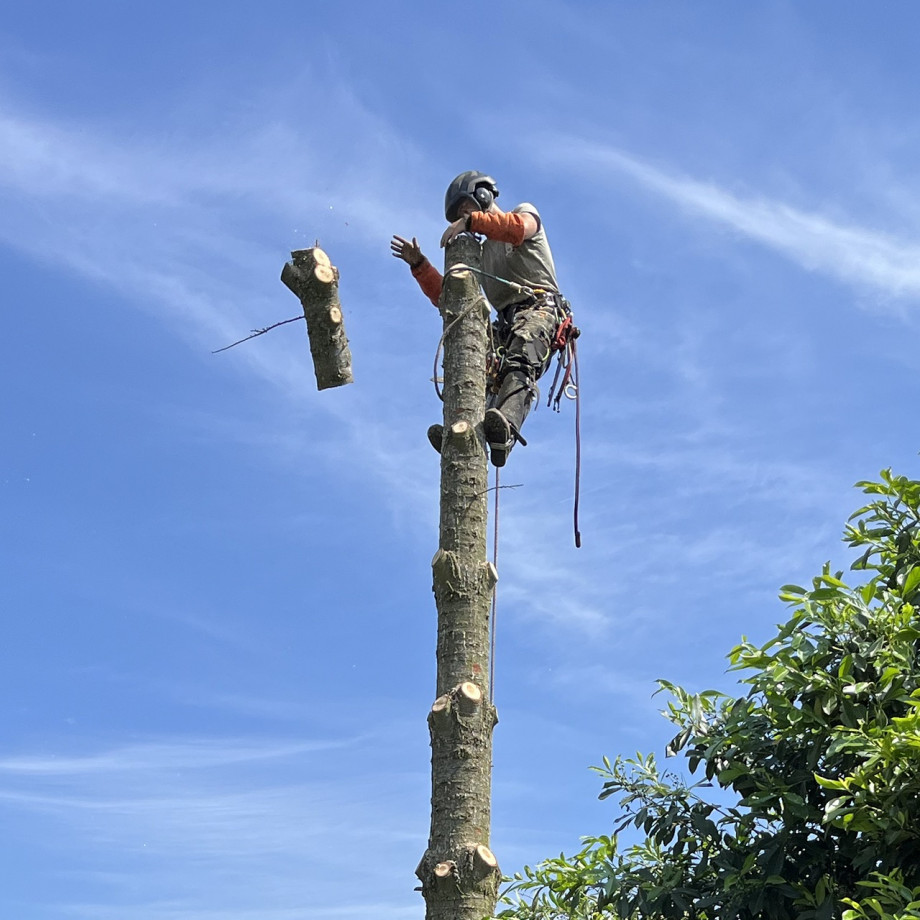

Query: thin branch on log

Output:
[461, 481, 523, 517]
[476, 482, 523, 497]
[211, 315, 304, 354]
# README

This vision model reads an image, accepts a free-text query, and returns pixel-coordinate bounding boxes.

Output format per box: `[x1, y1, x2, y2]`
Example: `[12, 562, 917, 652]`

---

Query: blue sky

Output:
[3, 2, 920, 917]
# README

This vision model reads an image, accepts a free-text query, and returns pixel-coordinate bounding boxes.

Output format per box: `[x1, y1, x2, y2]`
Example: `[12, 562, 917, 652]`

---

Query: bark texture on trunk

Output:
[280, 247, 354, 390]
[417, 233, 501, 920]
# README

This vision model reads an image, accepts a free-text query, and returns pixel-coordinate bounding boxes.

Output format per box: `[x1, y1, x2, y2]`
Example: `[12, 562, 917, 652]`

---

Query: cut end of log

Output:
[314, 264, 335, 284]
[291, 246, 330, 265]
[289, 247, 336, 285]
[328, 306, 342, 324]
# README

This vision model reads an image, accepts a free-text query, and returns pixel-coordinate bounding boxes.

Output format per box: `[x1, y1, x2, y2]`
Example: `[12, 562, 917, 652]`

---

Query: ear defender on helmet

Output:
[473, 186, 494, 211]
[444, 171, 500, 221]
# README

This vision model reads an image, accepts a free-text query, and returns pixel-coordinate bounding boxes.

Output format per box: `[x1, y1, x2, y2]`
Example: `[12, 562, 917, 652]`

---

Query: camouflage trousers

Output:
[491, 295, 560, 388]
[487, 294, 562, 432]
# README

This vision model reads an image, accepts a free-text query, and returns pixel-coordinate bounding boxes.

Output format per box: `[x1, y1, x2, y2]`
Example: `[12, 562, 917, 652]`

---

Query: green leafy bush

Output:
[496, 470, 920, 920]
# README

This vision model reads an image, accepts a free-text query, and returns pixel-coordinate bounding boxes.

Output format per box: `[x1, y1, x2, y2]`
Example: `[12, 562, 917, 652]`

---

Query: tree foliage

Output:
[496, 470, 920, 920]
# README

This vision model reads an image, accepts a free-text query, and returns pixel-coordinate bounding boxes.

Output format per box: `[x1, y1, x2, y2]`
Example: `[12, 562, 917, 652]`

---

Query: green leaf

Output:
[839, 654, 854, 680]
[814, 774, 848, 791]
[903, 566, 920, 596]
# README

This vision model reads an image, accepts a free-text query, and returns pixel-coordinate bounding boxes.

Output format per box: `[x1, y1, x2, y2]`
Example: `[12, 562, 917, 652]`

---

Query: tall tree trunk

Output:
[417, 234, 501, 920]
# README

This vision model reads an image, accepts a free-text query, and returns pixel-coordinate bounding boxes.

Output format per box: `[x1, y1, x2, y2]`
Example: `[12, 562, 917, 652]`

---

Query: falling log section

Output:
[417, 233, 501, 920]
[281, 247, 353, 390]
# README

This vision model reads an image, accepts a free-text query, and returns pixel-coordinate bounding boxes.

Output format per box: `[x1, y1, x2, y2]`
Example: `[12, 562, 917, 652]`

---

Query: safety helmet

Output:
[444, 171, 500, 222]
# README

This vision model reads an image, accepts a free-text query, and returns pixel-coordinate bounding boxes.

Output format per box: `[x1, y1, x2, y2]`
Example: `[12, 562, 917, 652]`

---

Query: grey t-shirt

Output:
[480, 203, 559, 310]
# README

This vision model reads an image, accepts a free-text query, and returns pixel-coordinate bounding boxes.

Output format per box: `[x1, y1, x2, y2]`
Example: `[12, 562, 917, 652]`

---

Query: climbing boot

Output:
[483, 408, 514, 467]
[484, 371, 533, 466]
[493, 371, 533, 431]
[427, 423, 444, 454]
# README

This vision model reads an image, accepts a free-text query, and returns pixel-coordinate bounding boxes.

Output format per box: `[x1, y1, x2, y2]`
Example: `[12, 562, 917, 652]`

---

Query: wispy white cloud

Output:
[0, 732, 426, 920]
[0, 737, 348, 775]
[172, 689, 321, 722]
[548, 139, 920, 304]
[58, 902, 419, 920]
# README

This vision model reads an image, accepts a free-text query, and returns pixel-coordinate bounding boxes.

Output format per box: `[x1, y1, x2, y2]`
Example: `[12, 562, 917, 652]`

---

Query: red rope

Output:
[546, 316, 583, 547]
[572, 343, 582, 548]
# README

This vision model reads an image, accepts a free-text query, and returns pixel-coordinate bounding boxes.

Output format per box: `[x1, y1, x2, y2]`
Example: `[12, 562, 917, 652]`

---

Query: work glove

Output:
[390, 235, 425, 268]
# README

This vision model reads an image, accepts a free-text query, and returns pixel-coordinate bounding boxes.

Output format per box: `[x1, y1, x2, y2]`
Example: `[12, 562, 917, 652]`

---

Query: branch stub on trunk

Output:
[433, 861, 456, 880]
[457, 682, 482, 714]
[474, 844, 497, 869]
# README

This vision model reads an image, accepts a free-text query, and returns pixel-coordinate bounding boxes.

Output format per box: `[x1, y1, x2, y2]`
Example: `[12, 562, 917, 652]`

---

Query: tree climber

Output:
[391, 171, 566, 467]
